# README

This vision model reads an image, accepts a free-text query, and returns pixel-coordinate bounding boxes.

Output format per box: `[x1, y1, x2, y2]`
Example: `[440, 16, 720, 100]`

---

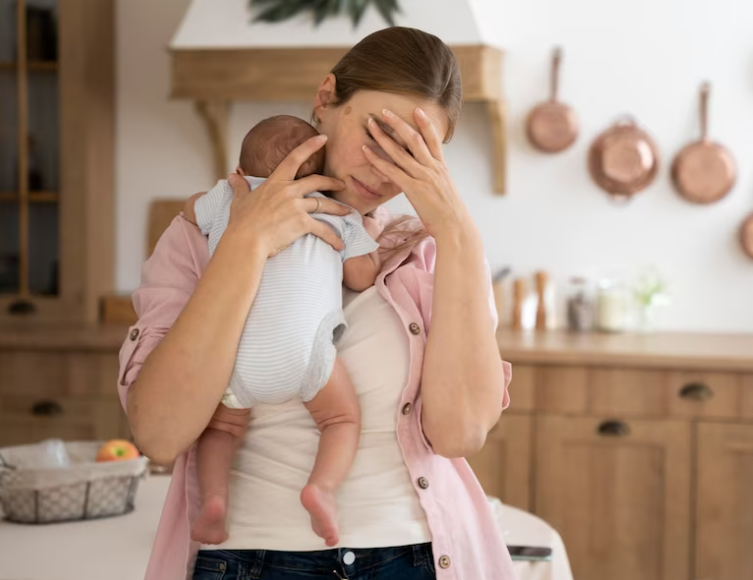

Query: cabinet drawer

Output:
[538, 365, 753, 420]
[0, 395, 129, 447]
[0, 351, 120, 398]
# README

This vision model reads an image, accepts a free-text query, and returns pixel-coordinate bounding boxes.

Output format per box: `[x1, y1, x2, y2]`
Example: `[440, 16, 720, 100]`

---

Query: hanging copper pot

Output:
[671, 82, 736, 204]
[740, 213, 753, 260]
[526, 47, 579, 153]
[588, 116, 661, 201]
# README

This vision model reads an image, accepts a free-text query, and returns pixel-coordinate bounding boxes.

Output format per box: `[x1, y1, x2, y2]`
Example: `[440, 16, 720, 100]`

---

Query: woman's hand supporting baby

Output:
[225, 135, 350, 258]
[127, 136, 351, 466]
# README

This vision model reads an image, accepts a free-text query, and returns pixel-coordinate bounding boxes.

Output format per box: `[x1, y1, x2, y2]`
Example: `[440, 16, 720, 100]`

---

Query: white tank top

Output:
[214, 286, 432, 551]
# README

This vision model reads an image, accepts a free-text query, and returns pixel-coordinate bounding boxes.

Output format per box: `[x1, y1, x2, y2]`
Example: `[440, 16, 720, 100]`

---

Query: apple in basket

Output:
[95, 439, 140, 462]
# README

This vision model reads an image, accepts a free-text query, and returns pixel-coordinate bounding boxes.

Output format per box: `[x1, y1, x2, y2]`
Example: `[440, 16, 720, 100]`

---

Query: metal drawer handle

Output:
[31, 400, 63, 417]
[8, 299, 36, 316]
[597, 420, 630, 437]
[679, 382, 714, 402]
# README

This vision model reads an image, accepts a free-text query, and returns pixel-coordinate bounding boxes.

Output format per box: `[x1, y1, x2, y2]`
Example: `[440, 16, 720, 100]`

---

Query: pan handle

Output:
[550, 47, 562, 102]
[700, 82, 710, 142]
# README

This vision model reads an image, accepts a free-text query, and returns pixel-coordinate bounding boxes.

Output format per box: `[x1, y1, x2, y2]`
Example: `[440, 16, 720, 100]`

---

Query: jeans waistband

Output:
[196, 543, 433, 579]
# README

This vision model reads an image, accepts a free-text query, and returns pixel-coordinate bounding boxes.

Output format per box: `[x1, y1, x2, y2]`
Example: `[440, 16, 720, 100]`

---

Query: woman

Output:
[118, 27, 515, 580]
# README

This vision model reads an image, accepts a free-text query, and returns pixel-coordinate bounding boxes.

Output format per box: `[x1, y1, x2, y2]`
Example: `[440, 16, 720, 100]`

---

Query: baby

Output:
[184, 115, 381, 547]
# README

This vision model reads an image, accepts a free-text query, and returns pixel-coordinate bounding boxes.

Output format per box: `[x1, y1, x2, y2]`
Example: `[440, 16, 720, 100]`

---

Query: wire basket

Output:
[0, 440, 148, 524]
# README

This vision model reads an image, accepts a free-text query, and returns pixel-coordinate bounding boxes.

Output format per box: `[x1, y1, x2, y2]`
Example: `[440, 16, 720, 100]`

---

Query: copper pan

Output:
[588, 116, 661, 202]
[671, 82, 736, 204]
[741, 213, 753, 260]
[526, 47, 578, 153]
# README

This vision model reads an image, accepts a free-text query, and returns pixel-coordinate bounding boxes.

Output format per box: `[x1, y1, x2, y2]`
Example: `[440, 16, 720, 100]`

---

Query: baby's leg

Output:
[191, 404, 251, 545]
[301, 357, 361, 548]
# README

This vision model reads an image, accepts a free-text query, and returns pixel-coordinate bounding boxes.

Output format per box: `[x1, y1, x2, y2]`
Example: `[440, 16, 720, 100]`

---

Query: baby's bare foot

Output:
[301, 483, 339, 547]
[191, 495, 229, 545]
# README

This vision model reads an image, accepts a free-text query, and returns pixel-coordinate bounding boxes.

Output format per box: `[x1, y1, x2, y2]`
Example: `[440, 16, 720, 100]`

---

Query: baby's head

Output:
[238, 115, 325, 179]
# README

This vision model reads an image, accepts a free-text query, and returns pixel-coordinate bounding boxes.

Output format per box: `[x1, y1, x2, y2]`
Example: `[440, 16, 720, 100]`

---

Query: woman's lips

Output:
[352, 177, 382, 200]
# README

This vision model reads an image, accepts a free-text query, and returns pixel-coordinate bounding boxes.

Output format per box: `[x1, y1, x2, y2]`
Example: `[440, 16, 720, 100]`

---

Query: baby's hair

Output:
[239, 115, 324, 179]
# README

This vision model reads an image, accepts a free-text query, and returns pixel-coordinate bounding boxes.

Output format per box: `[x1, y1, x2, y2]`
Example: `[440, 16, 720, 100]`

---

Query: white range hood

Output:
[171, 0, 504, 50]
[168, 0, 507, 193]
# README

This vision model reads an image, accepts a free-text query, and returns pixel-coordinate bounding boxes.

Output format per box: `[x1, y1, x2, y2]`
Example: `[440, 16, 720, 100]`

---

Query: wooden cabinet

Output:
[0, 395, 127, 446]
[467, 414, 532, 510]
[467, 364, 536, 510]
[535, 416, 691, 580]
[467, 331, 753, 580]
[0, 0, 117, 447]
[0, 326, 130, 447]
[696, 422, 753, 580]
[0, 0, 114, 323]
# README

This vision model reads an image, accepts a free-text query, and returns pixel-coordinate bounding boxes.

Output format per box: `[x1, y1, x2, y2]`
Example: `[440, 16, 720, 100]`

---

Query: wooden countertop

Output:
[1, 323, 751, 372]
[496, 329, 753, 372]
[0, 323, 129, 351]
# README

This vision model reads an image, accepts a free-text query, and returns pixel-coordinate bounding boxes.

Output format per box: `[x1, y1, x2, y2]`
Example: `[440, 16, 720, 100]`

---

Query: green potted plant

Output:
[249, 0, 401, 27]
[632, 267, 671, 332]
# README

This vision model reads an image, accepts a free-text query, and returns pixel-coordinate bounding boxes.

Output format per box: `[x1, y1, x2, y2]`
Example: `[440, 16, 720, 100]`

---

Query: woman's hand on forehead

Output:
[361, 106, 472, 240]
[367, 114, 410, 151]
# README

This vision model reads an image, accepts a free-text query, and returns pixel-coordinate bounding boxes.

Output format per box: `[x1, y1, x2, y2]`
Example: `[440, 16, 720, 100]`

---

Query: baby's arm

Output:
[183, 192, 206, 225]
[343, 251, 381, 292]
[342, 215, 383, 292]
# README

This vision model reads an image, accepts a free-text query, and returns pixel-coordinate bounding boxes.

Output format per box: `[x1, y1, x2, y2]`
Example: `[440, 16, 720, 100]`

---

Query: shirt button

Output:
[343, 551, 356, 566]
[129, 328, 140, 341]
[417, 476, 429, 489]
[409, 322, 421, 335]
[439, 555, 452, 569]
[402, 402, 412, 415]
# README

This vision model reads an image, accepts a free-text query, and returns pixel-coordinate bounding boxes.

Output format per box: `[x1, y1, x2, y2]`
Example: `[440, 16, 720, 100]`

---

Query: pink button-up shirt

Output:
[117, 207, 516, 580]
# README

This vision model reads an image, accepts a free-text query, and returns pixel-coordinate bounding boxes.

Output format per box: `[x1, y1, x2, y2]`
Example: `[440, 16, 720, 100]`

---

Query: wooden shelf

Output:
[0, 61, 58, 72]
[170, 44, 507, 194]
[0, 191, 59, 203]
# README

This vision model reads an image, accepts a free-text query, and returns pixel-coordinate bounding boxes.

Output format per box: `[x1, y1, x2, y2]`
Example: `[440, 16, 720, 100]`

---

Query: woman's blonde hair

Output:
[377, 215, 431, 259]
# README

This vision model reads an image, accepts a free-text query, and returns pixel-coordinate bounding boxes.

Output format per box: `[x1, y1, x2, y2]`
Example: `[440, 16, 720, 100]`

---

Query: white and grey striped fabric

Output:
[195, 177, 379, 408]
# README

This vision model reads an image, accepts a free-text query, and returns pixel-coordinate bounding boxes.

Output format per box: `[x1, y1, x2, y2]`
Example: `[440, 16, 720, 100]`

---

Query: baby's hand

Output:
[183, 192, 205, 225]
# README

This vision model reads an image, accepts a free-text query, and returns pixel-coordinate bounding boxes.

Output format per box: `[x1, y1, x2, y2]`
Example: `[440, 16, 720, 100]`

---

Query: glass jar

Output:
[566, 277, 594, 332]
[596, 278, 630, 332]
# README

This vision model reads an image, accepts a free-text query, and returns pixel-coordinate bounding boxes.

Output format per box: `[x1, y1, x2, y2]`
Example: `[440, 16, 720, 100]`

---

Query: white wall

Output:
[116, 0, 753, 332]
[116, 0, 214, 292]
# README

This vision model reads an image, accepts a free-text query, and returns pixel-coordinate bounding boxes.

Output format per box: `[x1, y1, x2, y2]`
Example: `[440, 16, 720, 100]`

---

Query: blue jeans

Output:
[192, 544, 436, 580]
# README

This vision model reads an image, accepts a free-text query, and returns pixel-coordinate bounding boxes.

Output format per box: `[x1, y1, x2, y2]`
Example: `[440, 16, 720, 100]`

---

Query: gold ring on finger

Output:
[314, 197, 322, 214]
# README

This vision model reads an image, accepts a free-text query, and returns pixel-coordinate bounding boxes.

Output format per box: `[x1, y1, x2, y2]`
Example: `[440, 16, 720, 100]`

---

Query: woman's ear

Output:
[314, 74, 337, 120]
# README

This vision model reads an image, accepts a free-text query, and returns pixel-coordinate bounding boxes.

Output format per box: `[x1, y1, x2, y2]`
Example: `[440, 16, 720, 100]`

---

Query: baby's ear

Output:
[235, 167, 246, 176]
